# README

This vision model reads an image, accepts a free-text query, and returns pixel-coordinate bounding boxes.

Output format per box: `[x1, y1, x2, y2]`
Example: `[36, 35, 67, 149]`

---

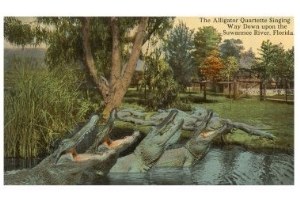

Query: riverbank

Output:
[118, 92, 294, 154]
[197, 96, 294, 154]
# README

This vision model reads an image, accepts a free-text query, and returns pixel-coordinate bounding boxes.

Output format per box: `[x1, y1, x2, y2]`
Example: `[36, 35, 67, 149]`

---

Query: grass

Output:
[196, 95, 294, 153]
[266, 94, 294, 100]
[4, 58, 101, 158]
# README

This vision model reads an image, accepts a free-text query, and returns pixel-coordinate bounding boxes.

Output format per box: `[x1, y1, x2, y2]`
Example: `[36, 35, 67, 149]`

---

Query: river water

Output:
[4, 145, 294, 185]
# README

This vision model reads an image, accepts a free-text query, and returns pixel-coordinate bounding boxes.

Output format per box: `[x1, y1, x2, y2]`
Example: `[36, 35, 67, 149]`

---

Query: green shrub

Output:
[4, 58, 101, 158]
[142, 59, 180, 110]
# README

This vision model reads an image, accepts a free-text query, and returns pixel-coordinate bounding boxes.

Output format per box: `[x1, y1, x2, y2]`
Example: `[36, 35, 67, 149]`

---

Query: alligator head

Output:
[133, 109, 184, 169]
[184, 110, 229, 166]
[55, 114, 100, 164]
[54, 109, 140, 173]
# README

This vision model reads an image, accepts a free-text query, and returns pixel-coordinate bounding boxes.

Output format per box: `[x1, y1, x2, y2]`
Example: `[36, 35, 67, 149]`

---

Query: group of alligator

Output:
[4, 107, 275, 185]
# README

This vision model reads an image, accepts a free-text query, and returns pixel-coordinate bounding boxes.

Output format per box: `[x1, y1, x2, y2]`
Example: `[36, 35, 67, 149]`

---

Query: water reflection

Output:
[107, 146, 294, 185]
[107, 167, 195, 185]
[4, 145, 294, 185]
[188, 146, 294, 185]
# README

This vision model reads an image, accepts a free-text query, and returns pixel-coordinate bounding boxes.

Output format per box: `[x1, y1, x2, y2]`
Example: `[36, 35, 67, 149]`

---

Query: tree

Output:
[239, 48, 257, 69]
[142, 49, 179, 110]
[163, 21, 195, 87]
[255, 40, 294, 99]
[200, 50, 224, 82]
[284, 47, 294, 90]
[255, 40, 275, 80]
[193, 26, 222, 67]
[220, 56, 239, 99]
[81, 17, 149, 118]
[285, 47, 294, 80]
[4, 17, 36, 48]
[271, 45, 294, 88]
[221, 56, 239, 81]
[219, 39, 244, 60]
[4, 17, 174, 119]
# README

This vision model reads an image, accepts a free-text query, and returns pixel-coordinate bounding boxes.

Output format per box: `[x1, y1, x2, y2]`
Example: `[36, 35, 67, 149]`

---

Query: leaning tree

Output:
[4, 17, 174, 119]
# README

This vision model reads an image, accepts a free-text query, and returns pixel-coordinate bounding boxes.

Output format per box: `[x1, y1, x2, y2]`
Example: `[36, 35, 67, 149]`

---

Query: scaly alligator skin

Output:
[110, 107, 275, 171]
[110, 109, 184, 173]
[117, 107, 275, 139]
[4, 109, 140, 185]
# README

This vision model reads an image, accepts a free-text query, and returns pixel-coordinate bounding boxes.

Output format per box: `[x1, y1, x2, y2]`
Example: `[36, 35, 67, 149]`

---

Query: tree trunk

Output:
[81, 17, 106, 96]
[260, 81, 263, 101]
[81, 17, 149, 119]
[263, 80, 266, 100]
[203, 82, 207, 101]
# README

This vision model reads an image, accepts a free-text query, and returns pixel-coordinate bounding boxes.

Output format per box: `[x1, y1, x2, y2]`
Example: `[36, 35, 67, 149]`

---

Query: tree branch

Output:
[110, 17, 122, 85]
[81, 17, 109, 101]
[121, 17, 149, 87]
[142, 17, 164, 45]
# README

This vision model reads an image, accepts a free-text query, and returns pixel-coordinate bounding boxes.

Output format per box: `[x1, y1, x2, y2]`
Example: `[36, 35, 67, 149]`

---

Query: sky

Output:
[176, 16, 294, 54]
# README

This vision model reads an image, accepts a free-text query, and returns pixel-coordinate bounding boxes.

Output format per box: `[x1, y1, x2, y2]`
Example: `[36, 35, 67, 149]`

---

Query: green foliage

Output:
[270, 45, 294, 81]
[35, 17, 113, 76]
[285, 47, 294, 79]
[144, 17, 175, 44]
[193, 26, 222, 68]
[220, 56, 239, 81]
[142, 51, 179, 110]
[219, 39, 244, 60]
[163, 21, 195, 87]
[4, 58, 101, 158]
[4, 17, 176, 118]
[4, 17, 174, 78]
[255, 40, 275, 80]
[255, 40, 294, 83]
[4, 17, 35, 47]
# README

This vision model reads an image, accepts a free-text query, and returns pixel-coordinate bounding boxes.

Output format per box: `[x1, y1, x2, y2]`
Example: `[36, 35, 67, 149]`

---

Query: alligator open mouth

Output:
[57, 131, 140, 164]
[55, 109, 140, 165]
[55, 114, 100, 164]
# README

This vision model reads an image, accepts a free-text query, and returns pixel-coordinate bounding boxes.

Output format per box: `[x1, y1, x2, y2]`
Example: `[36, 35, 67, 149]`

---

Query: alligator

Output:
[110, 109, 184, 172]
[116, 107, 275, 139]
[109, 107, 275, 171]
[4, 109, 141, 185]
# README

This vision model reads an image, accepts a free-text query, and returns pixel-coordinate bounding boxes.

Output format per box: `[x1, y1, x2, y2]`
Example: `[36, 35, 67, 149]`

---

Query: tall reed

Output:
[4, 58, 101, 158]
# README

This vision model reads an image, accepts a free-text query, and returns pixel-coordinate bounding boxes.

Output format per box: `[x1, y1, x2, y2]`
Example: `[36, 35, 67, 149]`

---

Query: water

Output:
[4, 145, 294, 185]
